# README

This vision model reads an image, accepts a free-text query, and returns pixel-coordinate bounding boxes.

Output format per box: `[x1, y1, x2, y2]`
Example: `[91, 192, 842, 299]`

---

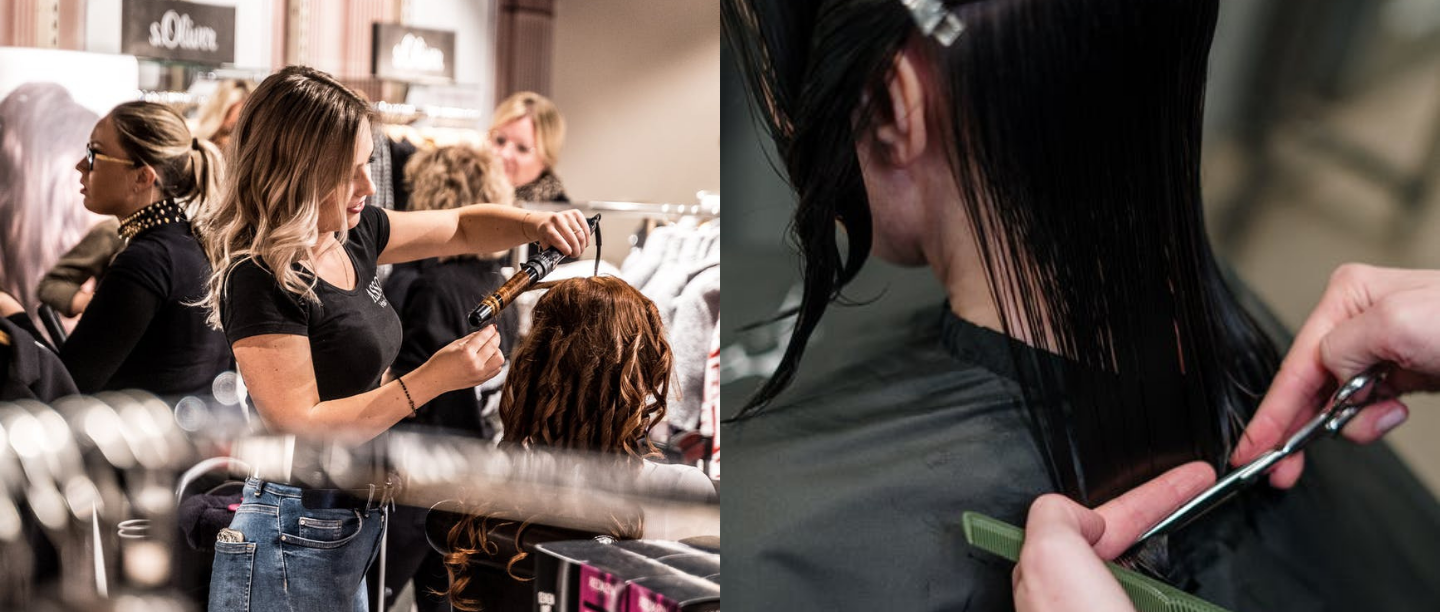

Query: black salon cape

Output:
[726, 305, 1440, 611]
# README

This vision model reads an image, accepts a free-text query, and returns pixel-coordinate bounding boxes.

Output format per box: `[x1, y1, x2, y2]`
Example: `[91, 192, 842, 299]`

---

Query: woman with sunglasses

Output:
[59, 101, 230, 396]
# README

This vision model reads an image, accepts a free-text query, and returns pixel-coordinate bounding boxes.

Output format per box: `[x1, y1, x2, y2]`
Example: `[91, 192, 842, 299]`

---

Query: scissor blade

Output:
[1136, 449, 1283, 543]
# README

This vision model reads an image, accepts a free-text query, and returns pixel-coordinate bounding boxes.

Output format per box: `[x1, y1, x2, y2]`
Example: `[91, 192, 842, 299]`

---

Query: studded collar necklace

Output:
[118, 198, 186, 241]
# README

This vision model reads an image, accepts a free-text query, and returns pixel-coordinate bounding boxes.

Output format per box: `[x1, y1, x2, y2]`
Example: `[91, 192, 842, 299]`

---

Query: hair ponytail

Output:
[109, 100, 227, 217]
[184, 137, 225, 218]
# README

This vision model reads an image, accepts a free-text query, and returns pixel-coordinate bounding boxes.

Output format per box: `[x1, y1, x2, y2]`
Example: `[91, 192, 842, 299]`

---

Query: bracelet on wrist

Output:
[397, 376, 417, 417]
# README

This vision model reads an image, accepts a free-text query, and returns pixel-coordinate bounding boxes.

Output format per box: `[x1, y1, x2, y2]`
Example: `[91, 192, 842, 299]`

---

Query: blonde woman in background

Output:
[198, 65, 590, 612]
[191, 78, 254, 151]
[490, 91, 569, 202]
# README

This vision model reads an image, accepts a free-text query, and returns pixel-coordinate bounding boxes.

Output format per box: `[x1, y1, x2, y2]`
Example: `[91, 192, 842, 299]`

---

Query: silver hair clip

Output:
[901, 0, 965, 46]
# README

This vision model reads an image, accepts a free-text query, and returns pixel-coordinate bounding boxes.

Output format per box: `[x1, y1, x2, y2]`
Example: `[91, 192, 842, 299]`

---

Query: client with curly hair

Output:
[440, 276, 715, 612]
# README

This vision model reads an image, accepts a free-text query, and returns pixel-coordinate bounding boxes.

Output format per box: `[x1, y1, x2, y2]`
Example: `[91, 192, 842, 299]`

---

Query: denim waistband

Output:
[242, 477, 397, 512]
[242, 477, 304, 503]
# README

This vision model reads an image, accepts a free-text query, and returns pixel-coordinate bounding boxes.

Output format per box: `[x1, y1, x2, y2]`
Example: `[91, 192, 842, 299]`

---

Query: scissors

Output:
[1135, 364, 1391, 545]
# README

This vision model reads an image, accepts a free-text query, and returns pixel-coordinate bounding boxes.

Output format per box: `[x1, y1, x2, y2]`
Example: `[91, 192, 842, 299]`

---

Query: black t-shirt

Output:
[387, 256, 518, 435]
[222, 206, 402, 402]
[726, 304, 1440, 611]
[58, 221, 231, 396]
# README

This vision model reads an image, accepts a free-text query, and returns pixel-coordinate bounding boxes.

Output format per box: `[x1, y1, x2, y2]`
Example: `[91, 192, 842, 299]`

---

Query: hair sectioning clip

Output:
[901, 0, 966, 46]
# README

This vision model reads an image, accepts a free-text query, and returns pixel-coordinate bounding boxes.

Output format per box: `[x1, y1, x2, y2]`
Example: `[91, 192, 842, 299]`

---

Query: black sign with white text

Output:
[372, 23, 456, 83]
[122, 0, 235, 65]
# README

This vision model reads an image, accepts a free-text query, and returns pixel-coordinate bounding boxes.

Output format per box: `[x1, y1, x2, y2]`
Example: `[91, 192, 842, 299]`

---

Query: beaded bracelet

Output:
[397, 376, 417, 417]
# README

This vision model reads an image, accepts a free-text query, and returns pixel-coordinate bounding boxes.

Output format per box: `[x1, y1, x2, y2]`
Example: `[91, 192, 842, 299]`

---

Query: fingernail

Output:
[1376, 408, 1407, 435]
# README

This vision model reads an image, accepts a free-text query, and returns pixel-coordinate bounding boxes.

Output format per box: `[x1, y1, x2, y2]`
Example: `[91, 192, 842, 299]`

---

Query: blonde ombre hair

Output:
[489, 91, 565, 170]
[195, 65, 374, 329]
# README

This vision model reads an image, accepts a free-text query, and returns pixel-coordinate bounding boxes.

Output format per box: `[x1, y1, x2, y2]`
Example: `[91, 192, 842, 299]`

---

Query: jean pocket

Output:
[209, 540, 256, 612]
[298, 516, 346, 540]
[282, 508, 364, 549]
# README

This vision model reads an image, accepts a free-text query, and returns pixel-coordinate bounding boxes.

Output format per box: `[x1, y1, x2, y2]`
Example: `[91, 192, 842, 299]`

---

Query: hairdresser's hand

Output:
[413, 326, 505, 392]
[1014, 462, 1217, 612]
[1233, 264, 1440, 488]
[530, 209, 591, 257]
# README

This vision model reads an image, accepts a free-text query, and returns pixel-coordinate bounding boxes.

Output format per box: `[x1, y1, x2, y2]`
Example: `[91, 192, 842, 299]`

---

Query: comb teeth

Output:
[961, 512, 1234, 612]
[961, 511, 1023, 561]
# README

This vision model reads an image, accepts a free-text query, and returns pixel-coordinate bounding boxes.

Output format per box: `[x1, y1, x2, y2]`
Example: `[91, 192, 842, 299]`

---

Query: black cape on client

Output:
[726, 303, 1440, 611]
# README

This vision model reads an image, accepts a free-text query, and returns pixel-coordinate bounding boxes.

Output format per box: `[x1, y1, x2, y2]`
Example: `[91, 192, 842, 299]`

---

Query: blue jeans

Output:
[208, 478, 387, 612]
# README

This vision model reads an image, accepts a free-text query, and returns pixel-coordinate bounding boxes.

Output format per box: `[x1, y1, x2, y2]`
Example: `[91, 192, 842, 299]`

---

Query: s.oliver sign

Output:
[373, 23, 455, 83]
[122, 0, 236, 65]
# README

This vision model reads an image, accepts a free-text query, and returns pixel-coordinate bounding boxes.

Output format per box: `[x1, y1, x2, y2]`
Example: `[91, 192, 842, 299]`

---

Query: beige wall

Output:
[550, 0, 718, 205]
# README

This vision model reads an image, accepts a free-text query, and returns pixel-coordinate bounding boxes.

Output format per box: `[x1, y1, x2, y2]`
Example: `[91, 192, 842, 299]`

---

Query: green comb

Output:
[961, 511, 1233, 612]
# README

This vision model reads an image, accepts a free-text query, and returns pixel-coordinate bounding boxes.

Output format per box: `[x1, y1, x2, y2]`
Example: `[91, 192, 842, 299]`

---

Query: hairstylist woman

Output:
[198, 66, 590, 612]
[59, 101, 230, 395]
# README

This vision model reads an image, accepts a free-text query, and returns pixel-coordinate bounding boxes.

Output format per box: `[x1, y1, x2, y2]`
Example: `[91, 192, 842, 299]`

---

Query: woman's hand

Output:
[1014, 462, 1216, 612]
[69, 278, 97, 315]
[528, 209, 591, 257]
[1232, 264, 1440, 488]
[412, 325, 506, 392]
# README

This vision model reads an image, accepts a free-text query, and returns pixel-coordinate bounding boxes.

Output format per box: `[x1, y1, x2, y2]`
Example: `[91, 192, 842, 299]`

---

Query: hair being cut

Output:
[194, 65, 374, 329]
[726, 0, 1281, 505]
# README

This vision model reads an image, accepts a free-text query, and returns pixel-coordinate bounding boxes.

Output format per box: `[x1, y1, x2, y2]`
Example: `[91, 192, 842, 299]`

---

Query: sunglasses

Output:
[86, 146, 137, 171]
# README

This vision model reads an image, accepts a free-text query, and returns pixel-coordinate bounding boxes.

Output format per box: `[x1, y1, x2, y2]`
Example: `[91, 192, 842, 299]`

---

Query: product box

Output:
[624, 574, 721, 612]
[534, 540, 674, 612]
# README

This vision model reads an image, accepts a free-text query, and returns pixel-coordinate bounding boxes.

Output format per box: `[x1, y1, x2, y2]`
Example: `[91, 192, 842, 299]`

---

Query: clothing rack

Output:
[518, 199, 720, 221]
[374, 100, 486, 127]
[136, 89, 202, 106]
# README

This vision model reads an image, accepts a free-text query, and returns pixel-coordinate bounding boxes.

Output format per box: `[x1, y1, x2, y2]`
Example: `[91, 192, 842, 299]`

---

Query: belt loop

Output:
[253, 478, 264, 497]
[366, 483, 377, 511]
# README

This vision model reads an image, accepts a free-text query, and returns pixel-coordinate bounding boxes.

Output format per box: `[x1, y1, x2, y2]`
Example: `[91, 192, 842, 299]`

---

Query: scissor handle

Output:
[1134, 364, 1392, 546]
[1320, 365, 1390, 435]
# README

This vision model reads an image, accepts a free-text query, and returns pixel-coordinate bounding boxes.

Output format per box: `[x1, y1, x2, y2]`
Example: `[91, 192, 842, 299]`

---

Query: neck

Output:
[925, 190, 1046, 347]
[115, 188, 166, 219]
[309, 233, 341, 260]
[921, 180, 1002, 333]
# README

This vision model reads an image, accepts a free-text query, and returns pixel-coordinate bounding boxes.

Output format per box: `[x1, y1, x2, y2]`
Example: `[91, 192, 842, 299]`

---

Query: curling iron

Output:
[468, 214, 601, 328]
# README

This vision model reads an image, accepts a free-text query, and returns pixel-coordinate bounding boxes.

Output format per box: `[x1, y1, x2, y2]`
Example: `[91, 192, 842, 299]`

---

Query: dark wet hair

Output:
[726, 0, 1280, 504]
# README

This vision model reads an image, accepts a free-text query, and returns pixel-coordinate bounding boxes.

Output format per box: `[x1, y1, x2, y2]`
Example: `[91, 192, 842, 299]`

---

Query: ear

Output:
[133, 164, 157, 193]
[869, 49, 928, 166]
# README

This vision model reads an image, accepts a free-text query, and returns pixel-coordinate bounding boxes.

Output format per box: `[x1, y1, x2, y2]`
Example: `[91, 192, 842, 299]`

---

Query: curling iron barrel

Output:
[468, 214, 601, 328]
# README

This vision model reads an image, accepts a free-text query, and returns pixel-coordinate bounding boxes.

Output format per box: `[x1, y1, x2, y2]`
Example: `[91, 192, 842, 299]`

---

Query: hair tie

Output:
[191, 137, 200, 150]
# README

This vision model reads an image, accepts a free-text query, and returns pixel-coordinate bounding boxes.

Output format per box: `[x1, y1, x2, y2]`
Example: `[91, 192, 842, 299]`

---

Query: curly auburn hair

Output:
[500, 276, 672, 456]
[404, 144, 514, 212]
[443, 276, 671, 609]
